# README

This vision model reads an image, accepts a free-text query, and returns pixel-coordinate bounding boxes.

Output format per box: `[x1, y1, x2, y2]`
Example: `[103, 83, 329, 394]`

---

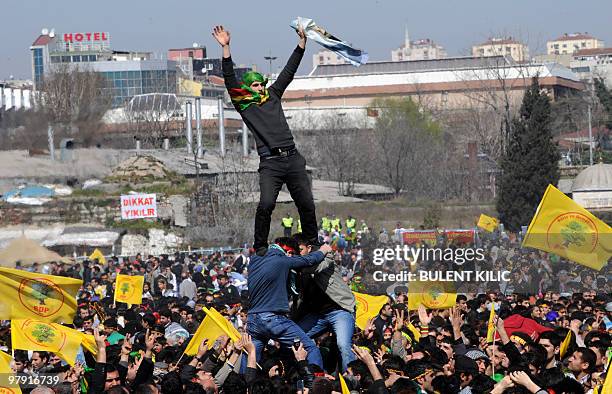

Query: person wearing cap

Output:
[454, 354, 479, 394]
[246, 236, 332, 368]
[213, 24, 319, 253]
[464, 349, 490, 375]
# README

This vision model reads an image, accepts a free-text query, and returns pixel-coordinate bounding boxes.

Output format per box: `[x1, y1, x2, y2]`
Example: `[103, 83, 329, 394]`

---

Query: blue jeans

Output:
[247, 312, 323, 368]
[298, 309, 356, 371]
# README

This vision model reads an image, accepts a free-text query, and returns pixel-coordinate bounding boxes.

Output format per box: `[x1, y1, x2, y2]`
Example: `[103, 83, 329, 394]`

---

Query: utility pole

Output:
[264, 50, 277, 76]
[588, 73, 595, 166]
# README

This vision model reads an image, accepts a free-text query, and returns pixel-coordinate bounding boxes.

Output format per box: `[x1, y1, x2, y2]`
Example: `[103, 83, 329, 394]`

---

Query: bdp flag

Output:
[522, 185, 611, 271]
[0, 267, 82, 323]
[11, 319, 82, 366]
[0, 350, 22, 394]
[408, 281, 456, 310]
[184, 307, 240, 356]
[353, 292, 389, 330]
[478, 214, 499, 232]
[88, 249, 106, 265]
[114, 274, 144, 305]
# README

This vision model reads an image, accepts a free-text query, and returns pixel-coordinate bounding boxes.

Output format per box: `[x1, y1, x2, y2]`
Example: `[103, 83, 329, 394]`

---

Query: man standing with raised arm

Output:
[212, 24, 318, 253]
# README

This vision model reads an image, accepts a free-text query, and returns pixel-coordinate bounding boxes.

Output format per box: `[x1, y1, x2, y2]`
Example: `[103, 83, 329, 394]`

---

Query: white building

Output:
[547, 33, 604, 55]
[391, 28, 446, 61]
[312, 49, 347, 67]
[571, 48, 612, 86]
[472, 37, 529, 62]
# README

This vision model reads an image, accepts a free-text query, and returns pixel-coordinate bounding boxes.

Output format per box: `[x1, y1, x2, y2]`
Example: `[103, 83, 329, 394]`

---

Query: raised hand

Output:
[418, 304, 432, 326]
[394, 309, 404, 331]
[292, 342, 308, 362]
[295, 21, 306, 49]
[241, 333, 255, 354]
[212, 25, 230, 47]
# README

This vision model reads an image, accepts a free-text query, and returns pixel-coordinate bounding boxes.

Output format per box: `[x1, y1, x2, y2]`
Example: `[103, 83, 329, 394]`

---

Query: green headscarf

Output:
[229, 71, 270, 111]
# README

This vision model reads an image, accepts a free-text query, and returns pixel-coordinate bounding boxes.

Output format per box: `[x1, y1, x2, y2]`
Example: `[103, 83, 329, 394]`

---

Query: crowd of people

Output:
[0, 224, 610, 394]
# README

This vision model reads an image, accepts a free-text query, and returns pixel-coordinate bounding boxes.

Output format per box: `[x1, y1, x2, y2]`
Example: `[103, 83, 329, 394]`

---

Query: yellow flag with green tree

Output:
[0, 267, 81, 323]
[11, 319, 83, 366]
[408, 281, 456, 310]
[522, 184, 611, 271]
[114, 274, 144, 305]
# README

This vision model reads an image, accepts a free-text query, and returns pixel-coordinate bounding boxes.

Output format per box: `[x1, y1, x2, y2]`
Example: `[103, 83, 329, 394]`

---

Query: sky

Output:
[2, 0, 612, 80]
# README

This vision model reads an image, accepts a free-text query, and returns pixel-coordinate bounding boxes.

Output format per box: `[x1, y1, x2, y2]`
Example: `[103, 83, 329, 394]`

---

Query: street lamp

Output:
[264, 50, 277, 76]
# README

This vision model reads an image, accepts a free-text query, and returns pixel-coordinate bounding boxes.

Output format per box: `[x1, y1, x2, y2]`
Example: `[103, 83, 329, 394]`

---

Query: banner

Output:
[120, 193, 157, 220]
[353, 292, 389, 330]
[445, 229, 475, 245]
[522, 184, 611, 271]
[402, 230, 437, 246]
[11, 319, 82, 365]
[184, 307, 240, 355]
[408, 281, 457, 310]
[114, 274, 144, 305]
[0, 267, 81, 323]
[290, 17, 368, 66]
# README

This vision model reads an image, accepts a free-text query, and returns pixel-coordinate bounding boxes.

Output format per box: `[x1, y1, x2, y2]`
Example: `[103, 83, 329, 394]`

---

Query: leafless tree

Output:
[302, 113, 371, 196]
[36, 63, 111, 146]
[124, 93, 181, 148]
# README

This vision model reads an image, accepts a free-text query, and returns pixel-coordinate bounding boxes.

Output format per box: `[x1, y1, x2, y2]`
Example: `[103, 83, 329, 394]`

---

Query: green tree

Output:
[496, 78, 560, 232]
[32, 324, 55, 343]
[594, 78, 612, 130]
[31, 282, 53, 305]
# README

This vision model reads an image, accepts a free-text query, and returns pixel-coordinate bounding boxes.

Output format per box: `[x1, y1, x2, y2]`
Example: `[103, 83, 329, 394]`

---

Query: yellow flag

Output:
[114, 274, 144, 305]
[80, 333, 98, 356]
[477, 214, 499, 232]
[522, 185, 611, 271]
[338, 373, 350, 394]
[353, 292, 389, 330]
[0, 267, 82, 323]
[408, 281, 457, 310]
[88, 249, 106, 264]
[183, 307, 240, 356]
[486, 302, 496, 343]
[559, 330, 572, 359]
[0, 350, 22, 394]
[596, 367, 611, 394]
[406, 321, 421, 342]
[11, 319, 82, 366]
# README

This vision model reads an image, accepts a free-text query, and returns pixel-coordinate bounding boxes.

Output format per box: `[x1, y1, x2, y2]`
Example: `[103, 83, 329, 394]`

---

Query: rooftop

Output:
[31, 34, 53, 47]
[552, 33, 598, 42]
[574, 47, 612, 57]
[309, 55, 513, 77]
[476, 38, 522, 46]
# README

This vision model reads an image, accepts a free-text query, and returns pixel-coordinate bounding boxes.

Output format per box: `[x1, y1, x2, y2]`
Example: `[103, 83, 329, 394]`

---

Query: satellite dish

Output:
[41, 28, 49, 35]
[192, 42, 199, 48]
[49, 29, 55, 38]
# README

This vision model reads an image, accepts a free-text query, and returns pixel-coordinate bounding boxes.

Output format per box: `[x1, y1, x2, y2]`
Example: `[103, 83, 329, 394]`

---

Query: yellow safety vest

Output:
[330, 218, 341, 230]
[346, 218, 356, 230]
[297, 220, 302, 233]
[321, 217, 331, 231]
[282, 217, 293, 228]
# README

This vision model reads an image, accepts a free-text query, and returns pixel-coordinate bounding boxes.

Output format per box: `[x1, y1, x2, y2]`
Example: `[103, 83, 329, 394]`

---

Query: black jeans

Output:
[254, 152, 317, 249]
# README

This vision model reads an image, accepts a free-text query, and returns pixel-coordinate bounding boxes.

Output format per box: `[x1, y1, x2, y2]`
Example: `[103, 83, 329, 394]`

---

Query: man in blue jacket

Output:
[246, 237, 332, 368]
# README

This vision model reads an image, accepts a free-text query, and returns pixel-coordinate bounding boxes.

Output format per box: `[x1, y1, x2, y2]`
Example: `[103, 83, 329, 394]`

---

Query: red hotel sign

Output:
[63, 32, 109, 42]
